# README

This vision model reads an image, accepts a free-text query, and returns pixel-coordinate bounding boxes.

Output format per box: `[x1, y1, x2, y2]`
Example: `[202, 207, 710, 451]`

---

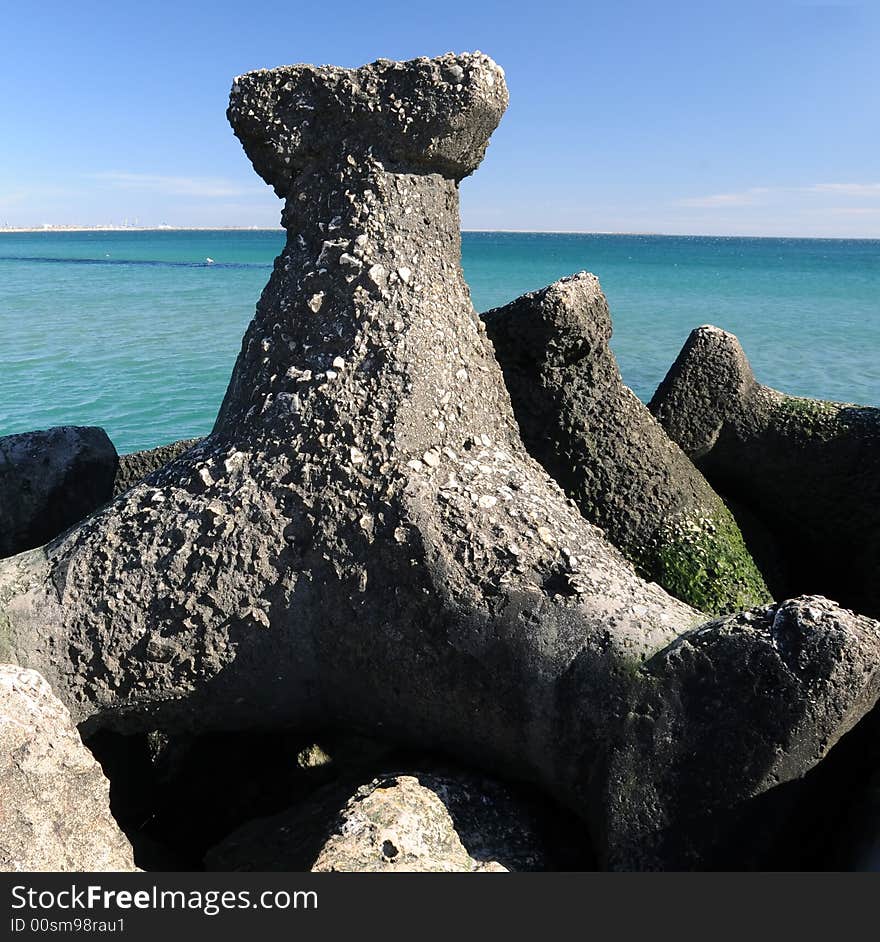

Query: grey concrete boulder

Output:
[206, 771, 556, 872]
[482, 275, 770, 614]
[309, 775, 509, 873]
[650, 325, 880, 617]
[113, 438, 201, 496]
[0, 426, 117, 557]
[1, 54, 880, 870]
[0, 664, 136, 871]
[603, 596, 880, 869]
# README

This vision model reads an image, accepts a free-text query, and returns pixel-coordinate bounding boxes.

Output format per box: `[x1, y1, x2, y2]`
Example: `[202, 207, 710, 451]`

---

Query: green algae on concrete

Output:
[774, 395, 843, 442]
[652, 508, 773, 615]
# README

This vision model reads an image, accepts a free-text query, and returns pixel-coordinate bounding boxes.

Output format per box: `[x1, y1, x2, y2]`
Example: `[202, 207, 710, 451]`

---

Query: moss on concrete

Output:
[650, 506, 772, 615]
[774, 396, 842, 441]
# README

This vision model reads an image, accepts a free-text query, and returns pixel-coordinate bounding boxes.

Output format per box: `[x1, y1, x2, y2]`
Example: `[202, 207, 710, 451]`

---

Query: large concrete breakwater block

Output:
[0, 426, 117, 558]
[482, 274, 770, 615]
[1, 54, 879, 869]
[650, 324, 880, 619]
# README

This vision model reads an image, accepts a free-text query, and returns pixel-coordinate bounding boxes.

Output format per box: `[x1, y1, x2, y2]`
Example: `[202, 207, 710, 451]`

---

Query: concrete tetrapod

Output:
[650, 324, 880, 618]
[0, 426, 118, 558]
[482, 274, 770, 615]
[1, 55, 879, 869]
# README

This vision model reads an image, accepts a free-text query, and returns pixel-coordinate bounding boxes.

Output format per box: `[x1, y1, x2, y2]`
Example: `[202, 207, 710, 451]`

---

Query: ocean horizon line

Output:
[1, 226, 877, 242]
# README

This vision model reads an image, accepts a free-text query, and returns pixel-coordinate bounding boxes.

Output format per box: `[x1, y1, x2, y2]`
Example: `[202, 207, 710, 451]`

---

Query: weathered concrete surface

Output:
[602, 596, 880, 869]
[1, 56, 879, 870]
[206, 771, 558, 872]
[113, 439, 201, 496]
[650, 325, 880, 618]
[482, 275, 769, 614]
[0, 664, 136, 872]
[0, 426, 117, 558]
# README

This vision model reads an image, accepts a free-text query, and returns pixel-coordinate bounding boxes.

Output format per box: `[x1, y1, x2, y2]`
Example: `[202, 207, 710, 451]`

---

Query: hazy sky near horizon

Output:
[2, 0, 878, 236]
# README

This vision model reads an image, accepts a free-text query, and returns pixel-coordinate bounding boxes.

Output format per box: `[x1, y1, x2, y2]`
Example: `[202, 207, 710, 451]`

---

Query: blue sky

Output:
[2, 0, 878, 236]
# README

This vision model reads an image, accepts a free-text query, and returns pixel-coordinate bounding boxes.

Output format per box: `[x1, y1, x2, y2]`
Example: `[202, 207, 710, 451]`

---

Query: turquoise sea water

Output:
[1, 229, 878, 453]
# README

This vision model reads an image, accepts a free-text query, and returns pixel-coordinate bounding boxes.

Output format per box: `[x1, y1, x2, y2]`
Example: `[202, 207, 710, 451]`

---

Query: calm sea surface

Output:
[1, 229, 877, 453]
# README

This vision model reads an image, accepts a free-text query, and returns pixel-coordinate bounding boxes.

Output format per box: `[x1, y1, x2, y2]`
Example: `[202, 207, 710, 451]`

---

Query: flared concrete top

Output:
[228, 52, 508, 193]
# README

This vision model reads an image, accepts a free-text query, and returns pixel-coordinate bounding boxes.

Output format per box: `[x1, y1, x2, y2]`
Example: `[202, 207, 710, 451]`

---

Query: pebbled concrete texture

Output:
[113, 439, 201, 496]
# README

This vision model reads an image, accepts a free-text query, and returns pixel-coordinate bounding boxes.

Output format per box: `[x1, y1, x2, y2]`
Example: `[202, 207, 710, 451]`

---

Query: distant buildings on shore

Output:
[0, 224, 276, 232]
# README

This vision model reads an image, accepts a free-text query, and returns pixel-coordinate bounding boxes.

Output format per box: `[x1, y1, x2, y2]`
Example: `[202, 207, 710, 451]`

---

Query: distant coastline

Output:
[0, 226, 281, 233]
